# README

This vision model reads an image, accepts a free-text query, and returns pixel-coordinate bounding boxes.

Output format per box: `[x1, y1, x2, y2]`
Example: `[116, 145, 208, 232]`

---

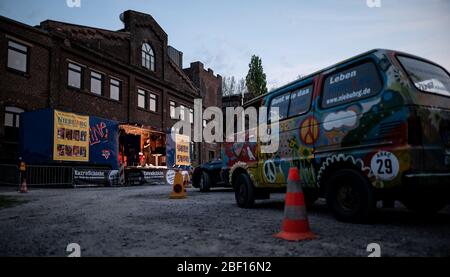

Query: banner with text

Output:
[175, 134, 191, 166]
[53, 110, 90, 162]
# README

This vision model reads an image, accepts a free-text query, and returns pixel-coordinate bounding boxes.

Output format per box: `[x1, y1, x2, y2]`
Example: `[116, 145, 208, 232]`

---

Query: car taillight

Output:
[408, 116, 423, 146]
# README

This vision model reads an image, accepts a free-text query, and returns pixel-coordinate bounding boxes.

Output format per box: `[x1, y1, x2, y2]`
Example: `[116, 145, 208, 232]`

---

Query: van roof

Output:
[245, 48, 417, 105]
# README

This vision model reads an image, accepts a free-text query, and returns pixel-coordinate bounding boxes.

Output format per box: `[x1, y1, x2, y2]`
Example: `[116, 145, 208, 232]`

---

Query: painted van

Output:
[224, 49, 450, 222]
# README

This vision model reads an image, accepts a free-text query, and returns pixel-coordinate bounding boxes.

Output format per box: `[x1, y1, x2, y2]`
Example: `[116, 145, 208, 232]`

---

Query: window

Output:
[322, 61, 382, 109]
[189, 109, 194, 124]
[288, 85, 313, 117]
[170, 101, 176, 119]
[180, 105, 185, 121]
[209, 151, 215, 161]
[90, 71, 103, 95]
[7, 40, 28, 73]
[398, 56, 450, 97]
[138, 89, 146, 109]
[142, 43, 155, 71]
[269, 92, 291, 121]
[4, 107, 24, 142]
[110, 78, 121, 101]
[68, 63, 83, 89]
[149, 93, 157, 112]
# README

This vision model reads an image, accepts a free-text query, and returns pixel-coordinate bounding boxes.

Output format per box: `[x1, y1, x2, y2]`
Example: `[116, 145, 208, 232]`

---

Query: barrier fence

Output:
[0, 165, 168, 187]
[25, 165, 74, 187]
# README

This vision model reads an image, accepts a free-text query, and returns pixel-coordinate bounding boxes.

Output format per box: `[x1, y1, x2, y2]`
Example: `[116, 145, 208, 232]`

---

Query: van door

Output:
[261, 91, 291, 186]
[261, 83, 315, 186]
[288, 84, 316, 187]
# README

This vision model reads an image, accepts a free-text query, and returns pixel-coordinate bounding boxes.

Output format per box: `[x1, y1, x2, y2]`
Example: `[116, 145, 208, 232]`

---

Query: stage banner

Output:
[175, 134, 191, 166]
[53, 110, 90, 162]
[73, 168, 110, 186]
[89, 117, 119, 170]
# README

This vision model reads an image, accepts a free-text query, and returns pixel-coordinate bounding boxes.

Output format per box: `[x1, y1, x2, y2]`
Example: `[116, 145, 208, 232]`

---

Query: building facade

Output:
[0, 10, 221, 166]
[184, 62, 222, 162]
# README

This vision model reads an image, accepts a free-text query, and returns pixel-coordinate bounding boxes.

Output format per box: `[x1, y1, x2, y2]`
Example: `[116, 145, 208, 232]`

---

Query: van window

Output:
[398, 56, 450, 97]
[322, 62, 382, 108]
[289, 85, 313, 117]
[270, 93, 290, 121]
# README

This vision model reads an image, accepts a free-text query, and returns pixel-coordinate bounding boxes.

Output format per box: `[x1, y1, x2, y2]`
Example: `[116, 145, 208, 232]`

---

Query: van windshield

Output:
[398, 56, 450, 97]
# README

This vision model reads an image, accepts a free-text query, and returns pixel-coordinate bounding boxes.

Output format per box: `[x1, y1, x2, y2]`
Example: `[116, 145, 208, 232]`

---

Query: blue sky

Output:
[1, 0, 449, 90]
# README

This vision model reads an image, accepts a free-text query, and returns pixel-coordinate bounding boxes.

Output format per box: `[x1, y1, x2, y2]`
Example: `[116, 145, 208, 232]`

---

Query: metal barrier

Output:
[0, 164, 20, 186]
[24, 165, 74, 187]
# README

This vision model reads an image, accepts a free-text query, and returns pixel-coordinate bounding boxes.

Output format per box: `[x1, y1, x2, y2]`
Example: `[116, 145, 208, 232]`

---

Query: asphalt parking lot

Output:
[0, 185, 449, 257]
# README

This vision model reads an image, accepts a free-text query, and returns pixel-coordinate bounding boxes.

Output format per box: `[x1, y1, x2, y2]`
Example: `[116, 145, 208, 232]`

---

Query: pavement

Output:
[0, 185, 449, 257]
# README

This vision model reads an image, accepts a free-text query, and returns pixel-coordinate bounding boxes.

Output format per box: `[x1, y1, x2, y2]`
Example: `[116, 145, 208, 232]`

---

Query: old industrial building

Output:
[0, 10, 222, 167]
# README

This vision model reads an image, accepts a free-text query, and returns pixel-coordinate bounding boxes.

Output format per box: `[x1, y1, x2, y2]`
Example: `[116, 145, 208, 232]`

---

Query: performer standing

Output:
[143, 138, 152, 166]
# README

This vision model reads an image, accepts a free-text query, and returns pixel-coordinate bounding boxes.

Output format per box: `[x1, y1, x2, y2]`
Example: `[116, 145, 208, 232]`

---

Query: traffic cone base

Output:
[19, 180, 28, 194]
[170, 194, 186, 199]
[273, 231, 317, 242]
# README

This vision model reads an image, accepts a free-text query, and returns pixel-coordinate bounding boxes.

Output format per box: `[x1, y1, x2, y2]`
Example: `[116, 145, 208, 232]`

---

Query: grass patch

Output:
[0, 196, 27, 210]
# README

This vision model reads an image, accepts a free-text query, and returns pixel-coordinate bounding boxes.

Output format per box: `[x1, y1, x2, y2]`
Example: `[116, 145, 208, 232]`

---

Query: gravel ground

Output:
[0, 185, 449, 257]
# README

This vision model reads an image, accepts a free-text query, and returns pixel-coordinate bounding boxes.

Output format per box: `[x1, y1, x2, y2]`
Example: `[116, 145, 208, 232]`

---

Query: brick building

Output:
[0, 10, 221, 166]
[184, 62, 222, 162]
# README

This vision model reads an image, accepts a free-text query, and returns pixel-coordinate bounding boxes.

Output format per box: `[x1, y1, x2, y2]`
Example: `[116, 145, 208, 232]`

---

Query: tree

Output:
[236, 78, 247, 96]
[245, 55, 268, 96]
[222, 76, 237, 96]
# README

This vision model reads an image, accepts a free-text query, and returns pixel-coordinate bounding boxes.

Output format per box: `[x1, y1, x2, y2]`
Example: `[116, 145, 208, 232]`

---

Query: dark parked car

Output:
[192, 160, 230, 192]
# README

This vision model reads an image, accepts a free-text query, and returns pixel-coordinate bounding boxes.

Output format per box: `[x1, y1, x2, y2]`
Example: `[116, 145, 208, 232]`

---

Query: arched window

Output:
[142, 43, 155, 71]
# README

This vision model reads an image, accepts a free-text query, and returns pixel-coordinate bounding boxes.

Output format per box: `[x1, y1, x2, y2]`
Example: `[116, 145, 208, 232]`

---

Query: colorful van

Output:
[223, 49, 450, 222]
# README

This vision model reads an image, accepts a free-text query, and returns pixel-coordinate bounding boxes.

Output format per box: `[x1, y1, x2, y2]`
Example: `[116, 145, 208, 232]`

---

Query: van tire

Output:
[234, 173, 255, 208]
[199, 171, 211, 192]
[325, 169, 375, 223]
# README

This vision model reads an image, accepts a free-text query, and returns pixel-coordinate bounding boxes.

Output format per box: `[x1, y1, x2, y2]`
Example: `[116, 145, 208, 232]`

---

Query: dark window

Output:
[269, 92, 291, 121]
[110, 78, 121, 101]
[170, 101, 176, 119]
[149, 93, 157, 112]
[288, 85, 313, 117]
[138, 89, 146, 109]
[398, 56, 450, 97]
[209, 151, 215, 161]
[142, 43, 155, 71]
[90, 71, 103, 95]
[7, 40, 28, 73]
[68, 63, 83, 89]
[4, 106, 24, 142]
[322, 62, 382, 108]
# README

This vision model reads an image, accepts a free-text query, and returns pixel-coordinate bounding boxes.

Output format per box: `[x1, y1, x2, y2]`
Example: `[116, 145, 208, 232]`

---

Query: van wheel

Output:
[199, 171, 211, 192]
[326, 169, 375, 223]
[234, 173, 255, 208]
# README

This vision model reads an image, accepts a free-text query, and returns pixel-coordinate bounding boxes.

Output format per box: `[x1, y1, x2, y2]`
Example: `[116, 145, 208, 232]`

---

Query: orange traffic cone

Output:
[274, 167, 317, 241]
[19, 178, 28, 194]
[170, 171, 187, 199]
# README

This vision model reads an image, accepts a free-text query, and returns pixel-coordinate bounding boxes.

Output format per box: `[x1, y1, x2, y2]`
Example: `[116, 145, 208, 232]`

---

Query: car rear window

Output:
[398, 56, 450, 97]
[322, 61, 382, 109]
